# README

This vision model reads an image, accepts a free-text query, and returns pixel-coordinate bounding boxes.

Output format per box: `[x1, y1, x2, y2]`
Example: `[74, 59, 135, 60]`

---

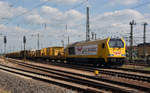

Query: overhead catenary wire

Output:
[3, 0, 150, 49]
[90, 0, 150, 38]
[131, 1, 150, 9]
[92, 0, 150, 22]
[3, 0, 88, 26]
[4, 1, 48, 25]
[3, 0, 150, 27]
[66, 0, 88, 11]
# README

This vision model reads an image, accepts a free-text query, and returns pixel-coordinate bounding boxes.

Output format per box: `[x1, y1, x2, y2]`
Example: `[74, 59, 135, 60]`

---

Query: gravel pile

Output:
[0, 70, 78, 93]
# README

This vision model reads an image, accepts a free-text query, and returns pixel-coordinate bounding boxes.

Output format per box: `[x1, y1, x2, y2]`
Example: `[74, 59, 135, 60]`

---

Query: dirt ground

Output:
[0, 69, 78, 93]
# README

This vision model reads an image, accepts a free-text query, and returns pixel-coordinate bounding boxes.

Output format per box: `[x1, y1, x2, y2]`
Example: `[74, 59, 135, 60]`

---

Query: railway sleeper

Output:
[0, 63, 133, 93]
[4, 58, 150, 91]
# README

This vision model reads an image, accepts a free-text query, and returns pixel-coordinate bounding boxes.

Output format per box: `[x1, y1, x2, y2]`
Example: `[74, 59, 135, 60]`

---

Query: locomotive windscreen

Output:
[109, 39, 124, 48]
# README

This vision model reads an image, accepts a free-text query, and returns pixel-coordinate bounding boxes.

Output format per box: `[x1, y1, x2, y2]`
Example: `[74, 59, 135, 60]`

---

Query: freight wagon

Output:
[137, 43, 150, 60]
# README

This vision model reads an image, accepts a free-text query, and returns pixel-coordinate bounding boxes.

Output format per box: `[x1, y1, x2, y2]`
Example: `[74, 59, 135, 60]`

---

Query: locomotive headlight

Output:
[121, 54, 126, 56]
[108, 54, 114, 56]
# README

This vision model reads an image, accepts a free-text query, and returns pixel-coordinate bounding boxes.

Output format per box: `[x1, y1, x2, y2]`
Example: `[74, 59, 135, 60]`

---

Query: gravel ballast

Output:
[0, 69, 77, 93]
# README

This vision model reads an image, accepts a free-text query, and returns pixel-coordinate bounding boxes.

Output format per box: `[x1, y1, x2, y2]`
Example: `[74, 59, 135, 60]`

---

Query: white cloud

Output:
[25, 6, 85, 26]
[41, 6, 61, 14]
[41, 6, 62, 20]
[22, 6, 85, 47]
[91, 9, 145, 42]
[92, 9, 144, 29]
[25, 14, 47, 24]
[23, 8, 150, 46]
[147, 4, 150, 9]
[64, 9, 84, 21]
[0, 1, 13, 18]
[0, 24, 29, 34]
[41, 5, 85, 20]
[109, 0, 139, 5]
[0, 1, 27, 19]
[1, 1, 150, 50]
[41, 0, 81, 4]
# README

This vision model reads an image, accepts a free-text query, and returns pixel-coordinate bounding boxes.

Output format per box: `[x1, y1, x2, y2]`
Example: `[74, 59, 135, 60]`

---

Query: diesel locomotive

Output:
[65, 38, 126, 66]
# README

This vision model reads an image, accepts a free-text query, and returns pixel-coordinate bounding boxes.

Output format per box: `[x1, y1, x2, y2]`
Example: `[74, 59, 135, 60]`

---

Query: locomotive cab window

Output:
[102, 43, 105, 48]
[68, 47, 75, 55]
[109, 39, 124, 48]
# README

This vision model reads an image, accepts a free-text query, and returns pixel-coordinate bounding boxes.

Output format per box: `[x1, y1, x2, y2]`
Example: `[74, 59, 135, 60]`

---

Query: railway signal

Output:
[4, 36, 7, 44]
[129, 20, 136, 62]
[91, 32, 97, 40]
[23, 36, 26, 44]
[4, 36, 7, 53]
[4, 36, 7, 62]
[23, 36, 26, 62]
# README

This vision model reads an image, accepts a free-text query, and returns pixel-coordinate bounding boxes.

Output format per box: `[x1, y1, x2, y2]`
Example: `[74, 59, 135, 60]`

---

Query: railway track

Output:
[7, 58, 150, 74]
[46, 62, 150, 82]
[3, 58, 150, 92]
[26, 59, 150, 74]
[7, 58, 150, 83]
[0, 64, 104, 93]
[49, 62, 150, 75]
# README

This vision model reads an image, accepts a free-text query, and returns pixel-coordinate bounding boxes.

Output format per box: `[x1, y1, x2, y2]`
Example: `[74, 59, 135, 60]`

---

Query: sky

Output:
[0, 0, 150, 53]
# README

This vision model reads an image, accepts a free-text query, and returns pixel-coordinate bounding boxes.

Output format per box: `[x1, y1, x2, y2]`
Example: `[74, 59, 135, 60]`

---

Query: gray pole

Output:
[23, 36, 26, 61]
[86, 7, 90, 41]
[44, 23, 46, 29]
[95, 33, 96, 40]
[61, 40, 64, 47]
[68, 36, 69, 45]
[129, 20, 136, 62]
[143, 22, 148, 60]
[66, 24, 69, 45]
[91, 32, 94, 40]
[37, 33, 39, 50]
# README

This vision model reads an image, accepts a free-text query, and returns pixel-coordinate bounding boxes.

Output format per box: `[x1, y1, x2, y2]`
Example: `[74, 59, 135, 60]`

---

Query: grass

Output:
[142, 67, 150, 71]
[121, 64, 150, 71]
[121, 65, 145, 69]
[0, 89, 10, 93]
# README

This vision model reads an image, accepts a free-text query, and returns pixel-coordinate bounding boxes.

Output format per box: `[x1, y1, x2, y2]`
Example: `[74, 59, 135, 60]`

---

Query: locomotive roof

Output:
[67, 38, 109, 47]
[41, 46, 64, 49]
[47, 46, 64, 48]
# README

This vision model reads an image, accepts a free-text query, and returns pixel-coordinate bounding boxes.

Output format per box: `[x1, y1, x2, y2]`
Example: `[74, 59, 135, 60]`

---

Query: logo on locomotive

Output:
[113, 51, 121, 55]
[75, 45, 97, 55]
